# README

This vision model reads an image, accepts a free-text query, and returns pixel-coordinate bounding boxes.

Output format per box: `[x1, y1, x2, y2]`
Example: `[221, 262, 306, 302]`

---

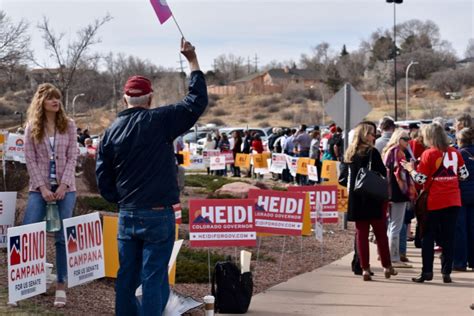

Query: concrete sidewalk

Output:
[237, 242, 474, 315]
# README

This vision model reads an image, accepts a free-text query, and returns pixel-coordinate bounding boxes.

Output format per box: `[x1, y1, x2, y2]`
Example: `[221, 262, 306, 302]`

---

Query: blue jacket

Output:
[96, 71, 208, 209]
[459, 144, 474, 205]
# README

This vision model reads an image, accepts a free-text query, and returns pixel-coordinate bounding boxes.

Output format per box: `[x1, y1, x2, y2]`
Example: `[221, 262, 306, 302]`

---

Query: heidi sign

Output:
[189, 199, 256, 247]
[248, 190, 306, 236]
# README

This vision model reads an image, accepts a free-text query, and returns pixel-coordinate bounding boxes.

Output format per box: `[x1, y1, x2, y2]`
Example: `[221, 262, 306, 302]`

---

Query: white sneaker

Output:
[391, 261, 413, 268]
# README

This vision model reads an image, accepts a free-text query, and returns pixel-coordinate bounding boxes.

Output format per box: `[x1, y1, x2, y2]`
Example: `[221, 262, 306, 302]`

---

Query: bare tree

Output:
[35, 14, 112, 110]
[0, 11, 31, 68]
[213, 54, 248, 84]
[465, 39, 474, 58]
[0, 11, 31, 90]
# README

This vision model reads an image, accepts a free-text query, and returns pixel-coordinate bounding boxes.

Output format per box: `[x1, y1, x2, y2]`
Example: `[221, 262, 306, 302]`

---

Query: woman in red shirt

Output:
[251, 134, 264, 153]
[402, 123, 469, 283]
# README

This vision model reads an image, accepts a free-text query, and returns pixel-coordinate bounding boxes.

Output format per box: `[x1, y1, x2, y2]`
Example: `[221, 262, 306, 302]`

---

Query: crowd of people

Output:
[13, 33, 473, 313]
[340, 114, 473, 285]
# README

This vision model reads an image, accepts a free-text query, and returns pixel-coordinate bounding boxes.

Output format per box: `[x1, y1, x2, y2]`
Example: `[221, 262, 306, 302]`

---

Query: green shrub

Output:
[252, 113, 267, 120]
[213, 108, 228, 116]
[271, 186, 288, 191]
[176, 248, 226, 283]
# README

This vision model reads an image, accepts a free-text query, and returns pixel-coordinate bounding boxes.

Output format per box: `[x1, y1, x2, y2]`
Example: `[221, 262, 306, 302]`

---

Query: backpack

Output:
[211, 260, 253, 313]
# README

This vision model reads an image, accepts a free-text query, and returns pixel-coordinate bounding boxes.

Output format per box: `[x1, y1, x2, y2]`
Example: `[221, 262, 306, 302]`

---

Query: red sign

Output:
[248, 189, 305, 236]
[288, 185, 338, 223]
[174, 204, 182, 225]
[189, 199, 256, 248]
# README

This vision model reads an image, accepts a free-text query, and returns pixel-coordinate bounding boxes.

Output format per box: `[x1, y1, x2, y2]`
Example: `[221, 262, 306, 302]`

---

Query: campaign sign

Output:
[7, 222, 47, 303]
[234, 153, 250, 168]
[270, 153, 287, 174]
[63, 213, 105, 288]
[248, 189, 305, 236]
[337, 184, 348, 212]
[210, 156, 226, 171]
[202, 149, 220, 166]
[316, 185, 338, 223]
[5, 133, 25, 163]
[174, 204, 182, 224]
[285, 155, 299, 177]
[307, 165, 319, 182]
[221, 150, 234, 164]
[185, 154, 205, 170]
[0, 192, 17, 248]
[189, 199, 256, 248]
[288, 185, 338, 223]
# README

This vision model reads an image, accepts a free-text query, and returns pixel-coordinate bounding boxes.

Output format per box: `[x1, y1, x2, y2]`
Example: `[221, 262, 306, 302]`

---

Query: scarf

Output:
[384, 146, 417, 201]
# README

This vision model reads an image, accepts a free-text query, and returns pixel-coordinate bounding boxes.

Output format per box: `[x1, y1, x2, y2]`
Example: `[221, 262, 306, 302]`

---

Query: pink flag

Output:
[150, 0, 172, 24]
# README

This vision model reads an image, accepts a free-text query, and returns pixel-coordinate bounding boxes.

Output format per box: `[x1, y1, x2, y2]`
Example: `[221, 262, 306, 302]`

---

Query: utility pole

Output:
[177, 54, 187, 96]
[254, 54, 259, 73]
[247, 56, 251, 74]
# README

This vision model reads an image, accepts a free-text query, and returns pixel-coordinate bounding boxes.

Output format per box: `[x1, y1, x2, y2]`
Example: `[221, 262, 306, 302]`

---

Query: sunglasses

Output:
[400, 137, 410, 141]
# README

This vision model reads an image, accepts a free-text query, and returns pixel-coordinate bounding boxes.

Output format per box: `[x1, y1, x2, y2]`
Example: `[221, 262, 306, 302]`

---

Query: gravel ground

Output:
[0, 177, 355, 315]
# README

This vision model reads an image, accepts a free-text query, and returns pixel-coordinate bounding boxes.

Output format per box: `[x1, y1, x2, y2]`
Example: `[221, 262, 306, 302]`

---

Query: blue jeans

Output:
[23, 191, 76, 283]
[453, 204, 474, 269]
[116, 208, 175, 316]
[399, 223, 407, 256]
[387, 202, 407, 261]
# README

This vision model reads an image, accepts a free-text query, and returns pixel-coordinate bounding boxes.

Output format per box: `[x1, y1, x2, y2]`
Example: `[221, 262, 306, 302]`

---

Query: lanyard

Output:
[49, 127, 56, 160]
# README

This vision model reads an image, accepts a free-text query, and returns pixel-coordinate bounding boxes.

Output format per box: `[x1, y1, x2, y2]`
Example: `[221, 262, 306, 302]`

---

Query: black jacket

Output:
[96, 71, 208, 209]
[340, 148, 387, 221]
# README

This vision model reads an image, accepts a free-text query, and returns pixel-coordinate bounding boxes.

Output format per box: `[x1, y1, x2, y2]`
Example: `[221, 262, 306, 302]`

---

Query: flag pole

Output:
[171, 14, 185, 39]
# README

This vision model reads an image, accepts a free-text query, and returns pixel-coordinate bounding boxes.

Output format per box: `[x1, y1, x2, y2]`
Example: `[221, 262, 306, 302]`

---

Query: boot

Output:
[384, 266, 398, 279]
[412, 272, 433, 283]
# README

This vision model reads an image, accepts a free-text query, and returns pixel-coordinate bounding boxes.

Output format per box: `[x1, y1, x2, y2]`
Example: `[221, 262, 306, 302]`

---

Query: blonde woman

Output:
[341, 123, 397, 281]
[401, 123, 469, 283]
[382, 130, 417, 267]
[23, 83, 77, 307]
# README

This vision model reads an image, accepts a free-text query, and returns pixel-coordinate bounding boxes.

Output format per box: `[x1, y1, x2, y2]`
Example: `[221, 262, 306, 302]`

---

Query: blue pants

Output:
[23, 191, 76, 283]
[453, 204, 474, 269]
[116, 208, 175, 316]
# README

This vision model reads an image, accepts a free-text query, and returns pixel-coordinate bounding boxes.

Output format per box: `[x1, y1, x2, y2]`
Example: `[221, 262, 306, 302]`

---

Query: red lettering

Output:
[95, 220, 102, 245]
[39, 231, 45, 259]
[21, 234, 28, 263]
[78, 224, 84, 250]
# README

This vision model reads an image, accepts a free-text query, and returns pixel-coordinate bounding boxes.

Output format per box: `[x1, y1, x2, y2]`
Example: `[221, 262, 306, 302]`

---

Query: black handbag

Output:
[354, 150, 388, 200]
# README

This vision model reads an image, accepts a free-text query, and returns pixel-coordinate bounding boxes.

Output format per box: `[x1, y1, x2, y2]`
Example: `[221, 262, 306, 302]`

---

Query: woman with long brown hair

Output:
[341, 123, 397, 281]
[401, 123, 469, 283]
[23, 83, 77, 307]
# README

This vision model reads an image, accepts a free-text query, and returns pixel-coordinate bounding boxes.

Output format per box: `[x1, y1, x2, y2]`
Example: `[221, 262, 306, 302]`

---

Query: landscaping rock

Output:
[214, 182, 260, 198]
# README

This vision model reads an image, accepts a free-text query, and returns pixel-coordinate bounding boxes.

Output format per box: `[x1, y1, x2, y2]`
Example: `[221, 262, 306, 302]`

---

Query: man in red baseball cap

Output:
[97, 38, 207, 315]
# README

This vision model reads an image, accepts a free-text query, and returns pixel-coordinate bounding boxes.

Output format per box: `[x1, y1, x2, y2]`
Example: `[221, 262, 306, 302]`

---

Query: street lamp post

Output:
[386, 0, 403, 121]
[14, 111, 23, 127]
[72, 93, 85, 119]
[405, 61, 418, 120]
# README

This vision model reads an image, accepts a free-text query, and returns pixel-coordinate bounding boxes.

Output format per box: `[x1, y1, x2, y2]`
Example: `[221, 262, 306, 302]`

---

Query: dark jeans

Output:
[422, 206, 459, 275]
[116, 208, 175, 316]
[453, 204, 474, 269]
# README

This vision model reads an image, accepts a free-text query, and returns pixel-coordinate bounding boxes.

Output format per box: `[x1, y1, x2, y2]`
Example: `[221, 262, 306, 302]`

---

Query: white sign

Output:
[8, 222, 47, 303]
[63, 213, 105, 288]
[285, 155, 299, 177]
[270, 153, 287, 174]
[307, 165, 319, 182]
[203, 149, 220, 166]
[5, 133, 25, 164]
[315, 202, 324, 242]
[210, 156, 226, 171]
[0, 192, 17, 248]
[184, 154, 205, 170]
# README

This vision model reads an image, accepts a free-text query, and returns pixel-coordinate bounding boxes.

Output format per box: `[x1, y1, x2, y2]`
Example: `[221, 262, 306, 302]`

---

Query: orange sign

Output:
[296, 158, 315, 175]
[235, 153, 251, 168]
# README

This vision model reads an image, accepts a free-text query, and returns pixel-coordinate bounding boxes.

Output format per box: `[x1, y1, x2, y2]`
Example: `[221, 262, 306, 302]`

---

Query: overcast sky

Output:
[1, 0, 473, 72]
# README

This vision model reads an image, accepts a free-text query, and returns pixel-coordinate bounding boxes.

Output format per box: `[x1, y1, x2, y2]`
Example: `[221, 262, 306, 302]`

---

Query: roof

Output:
[233, 67, 319, 83]
[456, 57, 474, 64]
[232, 72, 264, 83]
